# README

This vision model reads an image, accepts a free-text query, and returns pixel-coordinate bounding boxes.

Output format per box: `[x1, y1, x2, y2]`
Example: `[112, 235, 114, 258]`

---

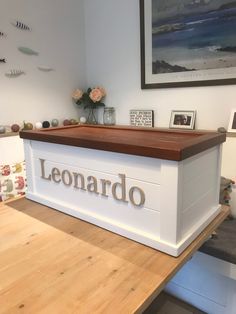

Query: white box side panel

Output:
[159, 160, 182, 245]
[23, 140, 35, 194]
[181, 147, 221, 238]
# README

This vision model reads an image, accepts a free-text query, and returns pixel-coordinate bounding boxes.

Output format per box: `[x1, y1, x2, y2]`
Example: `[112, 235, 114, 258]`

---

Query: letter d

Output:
[112, 174, 128, 203]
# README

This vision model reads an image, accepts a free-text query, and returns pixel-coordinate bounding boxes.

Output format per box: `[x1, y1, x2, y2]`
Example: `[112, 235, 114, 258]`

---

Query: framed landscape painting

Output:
[140, 0, 236, 88]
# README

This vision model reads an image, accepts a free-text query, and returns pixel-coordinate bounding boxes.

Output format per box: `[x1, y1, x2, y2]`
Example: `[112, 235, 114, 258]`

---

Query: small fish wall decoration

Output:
[0, 31, 7, 38]
[37, 65, 54, 72]
[0, 58, 6, 63]
[11, 20, 31, 31]
[18, 47, 38, 56]
[5, 69, 25, 78]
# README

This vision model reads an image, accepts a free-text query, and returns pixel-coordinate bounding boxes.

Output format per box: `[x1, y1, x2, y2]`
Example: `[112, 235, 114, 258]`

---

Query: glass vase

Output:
[86, 107, 98, 124]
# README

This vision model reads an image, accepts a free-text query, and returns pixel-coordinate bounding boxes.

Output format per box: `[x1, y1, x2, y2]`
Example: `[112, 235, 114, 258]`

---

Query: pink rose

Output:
[72, 89, 83, 101]
[97, 87, 106, 97]
[89, 88, 103, 102]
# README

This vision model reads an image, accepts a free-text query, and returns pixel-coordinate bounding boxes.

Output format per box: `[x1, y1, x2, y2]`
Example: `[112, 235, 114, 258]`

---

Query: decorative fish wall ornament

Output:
[0, 31, 7, 38]
[11, 20, 31, 31]
[5, 69, 25, 78]
[18, 47, 38, 55]
[37, 65, 54, 72]
[0, 58, 6, 63]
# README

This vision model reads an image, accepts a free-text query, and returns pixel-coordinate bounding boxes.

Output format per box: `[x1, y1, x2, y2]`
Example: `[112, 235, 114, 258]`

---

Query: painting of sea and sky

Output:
[152, 0, 236, 74]
[140, 0, 236, 87]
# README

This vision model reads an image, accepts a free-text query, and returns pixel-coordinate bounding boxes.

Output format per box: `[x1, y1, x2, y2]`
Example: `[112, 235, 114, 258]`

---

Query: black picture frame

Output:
[140, 0, 236, 89]
[228, 109, 236, 132]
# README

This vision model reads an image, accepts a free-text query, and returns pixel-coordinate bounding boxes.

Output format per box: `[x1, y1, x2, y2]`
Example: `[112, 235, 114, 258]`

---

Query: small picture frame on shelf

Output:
[228, 109, 236, 133]
[169, 110, 196, 130]
[130, 110, 154, 127]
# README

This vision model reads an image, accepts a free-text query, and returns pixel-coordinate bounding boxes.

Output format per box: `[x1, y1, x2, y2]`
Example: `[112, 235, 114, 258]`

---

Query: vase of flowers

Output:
[72, 87, 106, 124]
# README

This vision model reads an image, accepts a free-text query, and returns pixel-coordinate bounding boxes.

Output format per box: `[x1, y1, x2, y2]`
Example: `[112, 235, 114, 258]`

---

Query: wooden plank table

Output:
[0, 198, 229, 314]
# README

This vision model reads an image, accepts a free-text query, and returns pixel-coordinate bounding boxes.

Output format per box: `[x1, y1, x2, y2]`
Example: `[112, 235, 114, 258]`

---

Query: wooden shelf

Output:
[0, 132, 19, 138]
[227, 132, 236, 137]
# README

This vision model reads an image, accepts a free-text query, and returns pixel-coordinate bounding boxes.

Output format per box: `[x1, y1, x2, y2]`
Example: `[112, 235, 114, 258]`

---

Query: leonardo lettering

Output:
[62, 170, 73, 186]
[40, 158, 51, 181]
[39, 159, 146, 207]
[87, 176, 99, 194]
[73, 172, 86, 191]
[129, 186, 145, 207]
[112, 174, 128, 203]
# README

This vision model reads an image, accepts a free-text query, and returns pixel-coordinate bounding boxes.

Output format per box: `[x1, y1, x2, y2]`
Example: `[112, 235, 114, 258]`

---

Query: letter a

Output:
[87, 176, 99, 194]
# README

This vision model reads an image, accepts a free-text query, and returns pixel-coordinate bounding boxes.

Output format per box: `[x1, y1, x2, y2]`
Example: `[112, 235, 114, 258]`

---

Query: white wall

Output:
[0, 0, 85, 127]
[84, 0, 235, 130]
[2, 0, 235, 129]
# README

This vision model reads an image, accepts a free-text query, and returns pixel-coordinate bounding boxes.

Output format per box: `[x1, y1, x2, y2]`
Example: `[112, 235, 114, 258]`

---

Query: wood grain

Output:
[19, 125, 226, 161]
[0, 198, 229, 314]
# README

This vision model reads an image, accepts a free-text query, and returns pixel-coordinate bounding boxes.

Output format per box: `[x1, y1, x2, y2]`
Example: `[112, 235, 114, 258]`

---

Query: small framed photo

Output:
[130, 110, 154, 127]
[228, 109, 236, 132]
[169, 110, 196, 130]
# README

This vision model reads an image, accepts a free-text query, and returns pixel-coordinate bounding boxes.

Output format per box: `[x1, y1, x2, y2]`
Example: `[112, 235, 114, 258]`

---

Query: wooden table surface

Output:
[0, 198, 229, 314]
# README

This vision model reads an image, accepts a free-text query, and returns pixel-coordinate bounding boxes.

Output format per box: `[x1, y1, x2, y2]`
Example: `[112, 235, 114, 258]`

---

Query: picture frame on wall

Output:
[140, 0, 236, 89]
[228, 109, 236, 133]
[169, 110, 196, 130]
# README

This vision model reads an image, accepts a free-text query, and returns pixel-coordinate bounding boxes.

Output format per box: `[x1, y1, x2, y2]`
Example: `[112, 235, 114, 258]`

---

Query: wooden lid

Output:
[19, 125, 226, 161]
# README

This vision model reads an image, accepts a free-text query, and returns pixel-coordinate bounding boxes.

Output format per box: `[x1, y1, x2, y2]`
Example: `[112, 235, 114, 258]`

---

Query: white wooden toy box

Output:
[20, 126, 226, 256]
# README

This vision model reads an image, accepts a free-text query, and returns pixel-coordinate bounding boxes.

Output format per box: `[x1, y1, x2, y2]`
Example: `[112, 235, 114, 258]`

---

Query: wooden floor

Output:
[0, 198, 229, 314]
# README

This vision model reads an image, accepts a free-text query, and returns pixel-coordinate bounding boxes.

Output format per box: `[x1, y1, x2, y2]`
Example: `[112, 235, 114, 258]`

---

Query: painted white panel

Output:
[182, 190, 218, 237]
[31, 141, 162, 184]
[183, 147, 218, 184]
[33, 158, 161, 212]
[159, 160, 181, 244]
[32, 177, 161, 238]
[182, 168, 218, 211]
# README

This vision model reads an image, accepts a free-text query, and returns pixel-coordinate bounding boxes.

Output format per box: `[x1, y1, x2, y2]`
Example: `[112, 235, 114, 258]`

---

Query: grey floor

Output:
[144, 292, 206, 314]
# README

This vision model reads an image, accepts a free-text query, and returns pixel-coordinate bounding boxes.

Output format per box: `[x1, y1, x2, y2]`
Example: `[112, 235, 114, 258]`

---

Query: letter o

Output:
[62, 170, 72, 186]
[129, 186, 145, 207]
